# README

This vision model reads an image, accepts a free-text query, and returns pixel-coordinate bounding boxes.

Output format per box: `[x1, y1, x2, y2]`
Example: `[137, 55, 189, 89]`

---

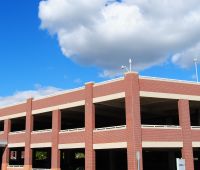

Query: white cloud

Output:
[0, 85, 62, 107]
[172, 42, 200, 68]
[99, 69, 124, 78]
[39, 0, 200, 76]
[73, 78, 82, 84]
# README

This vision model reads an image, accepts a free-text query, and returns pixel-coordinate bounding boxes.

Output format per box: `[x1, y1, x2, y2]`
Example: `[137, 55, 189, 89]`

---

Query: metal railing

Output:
[31, 129, 52, 134]
[94, 77, 123, 87]
[60, 128, 85, 133]
[191, 126, 200, 129]
[142, 124, 180, 129]
[8, 165, 24, 168]
[94, 125, 126, 131]
[32, 169, 51, 170]
[9, 130, 25, 135]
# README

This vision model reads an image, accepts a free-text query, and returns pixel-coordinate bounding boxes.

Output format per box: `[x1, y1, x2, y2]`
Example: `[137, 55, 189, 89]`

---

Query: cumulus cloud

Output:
[0, 85, 62, 107]
[172, 42, 200, 68]
[39, 0, 200, 76]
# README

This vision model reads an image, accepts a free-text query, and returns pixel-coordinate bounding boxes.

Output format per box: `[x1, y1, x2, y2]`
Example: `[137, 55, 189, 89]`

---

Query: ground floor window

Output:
[96, 149, 127, 170]
[194, 148, 200, 170]
[9, 147, 24, 166]
[61, 149, 85, 170]
[32, 148, 51, 169]
[143, 148, 181, 170]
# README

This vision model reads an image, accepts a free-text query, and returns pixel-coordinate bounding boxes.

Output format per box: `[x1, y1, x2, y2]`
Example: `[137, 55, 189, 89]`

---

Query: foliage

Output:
[75, 152, 85, 159]
[35, 151, 48, 160]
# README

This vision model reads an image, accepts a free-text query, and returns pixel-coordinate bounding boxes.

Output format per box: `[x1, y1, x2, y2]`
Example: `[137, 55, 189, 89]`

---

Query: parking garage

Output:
[61, 106, 85, 130]
[32, 148, 51, 169]
[0, 147, 3, 169]
[33, 112, 52, 131]
[140, 97, 179, 126]
[194, 148, 200, 170]
[0, 121, 4, 132]
[190, 101, 200, 126]
[143, 148, 181, 170]
[10, 117, 26, 132]
[9, 147, 24, 166]
[95, 98, 126, 128]
[96, 149, 127, 170]
[60, 149, 85, 170]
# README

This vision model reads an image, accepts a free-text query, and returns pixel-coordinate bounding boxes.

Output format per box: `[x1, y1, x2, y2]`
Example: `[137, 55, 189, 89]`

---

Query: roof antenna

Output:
[121, 58, 133, 72]
[194, 58, 199, 83]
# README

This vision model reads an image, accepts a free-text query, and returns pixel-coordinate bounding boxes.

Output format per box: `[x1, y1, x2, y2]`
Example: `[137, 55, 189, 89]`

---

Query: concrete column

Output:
[85, 82, 95, 170]
[24, 98, 33, 170]
[178, 99, 194, 170]
[125, 72, 143, 170]
[51, 109, 61, 170]
[2, 119, 10, 170]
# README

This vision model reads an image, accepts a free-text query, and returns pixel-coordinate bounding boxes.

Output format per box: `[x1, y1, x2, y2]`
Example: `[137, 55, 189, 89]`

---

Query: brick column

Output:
[85, 82, 95, 170]
[51, 109, 61, 170]
[2, 119, 11, 170]
[24, 98, 33, 170]
[125, 72, 143, 170]
[178, 99, 194, 170]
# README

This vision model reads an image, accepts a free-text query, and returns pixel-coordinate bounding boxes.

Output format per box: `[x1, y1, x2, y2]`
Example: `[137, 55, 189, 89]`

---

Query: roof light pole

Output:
[129, 58, 132, 72]
[121, 58, 133, 72]
[194, 58, 199, 83]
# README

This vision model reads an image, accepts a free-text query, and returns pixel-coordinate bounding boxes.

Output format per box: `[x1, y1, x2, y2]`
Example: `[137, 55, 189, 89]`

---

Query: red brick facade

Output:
[125, 73, 143, 170]
[24, 98, 32, 170]
[51, 109, 61, 170]
[85, 82, 95, 170]
[0, 72, 199, 170]
[178, 100, 194, 170]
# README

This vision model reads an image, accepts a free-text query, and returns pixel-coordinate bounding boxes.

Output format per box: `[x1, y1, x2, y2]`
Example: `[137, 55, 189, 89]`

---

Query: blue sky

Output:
[0, 0, 199, 106]
[0, 0, 101, 97]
